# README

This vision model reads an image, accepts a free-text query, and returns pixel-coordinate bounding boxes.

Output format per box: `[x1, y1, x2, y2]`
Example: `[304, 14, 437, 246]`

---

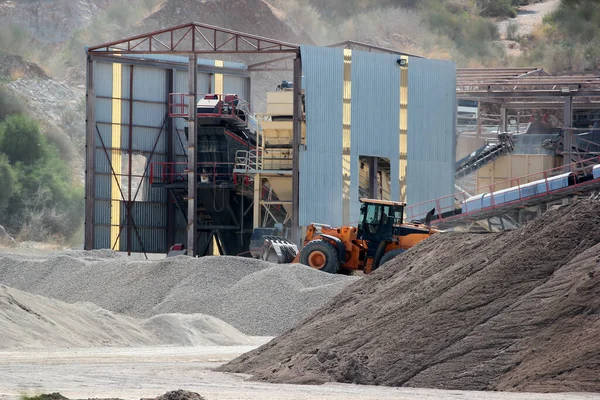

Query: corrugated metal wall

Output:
[350, 50, 402, 223]
[299, 46, 456, 226]
[299, 46, 344, 226]
[90, 56, 250, 253]
[406, 58, 456, 216]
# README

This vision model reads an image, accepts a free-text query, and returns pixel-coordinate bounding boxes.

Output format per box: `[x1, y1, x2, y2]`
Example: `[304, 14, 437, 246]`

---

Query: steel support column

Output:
[127, 65, 134, 255]
[369, 157, 379, 199]
[563, 96, 573, 167]
[476, 101, 482, 137]
[84, 56, 96, 250]
[166, 69, 176, 251]
[500, 107, 508, 133]
[291, 56, 302, 245]
[187, 54, 198, 256]
[253, 175, 261, 228]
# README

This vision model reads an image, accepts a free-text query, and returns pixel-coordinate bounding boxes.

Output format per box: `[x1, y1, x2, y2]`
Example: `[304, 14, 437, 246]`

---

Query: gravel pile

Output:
[221, 200, 600, 393]
[0, 284, 260, 349]
[0, 254, 358, 336]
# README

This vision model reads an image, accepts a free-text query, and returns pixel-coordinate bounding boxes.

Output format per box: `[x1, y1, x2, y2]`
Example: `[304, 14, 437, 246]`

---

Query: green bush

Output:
[477, 0, 518, 18]
[424, 2, 500, 59]
[0, 115, 83, 242]
[0, 85, 25, 120]
[0, 153, 16, 220]
[523, 0, 600, 72]
[0, 115, 44, 164]
[506, 20, 519, 40]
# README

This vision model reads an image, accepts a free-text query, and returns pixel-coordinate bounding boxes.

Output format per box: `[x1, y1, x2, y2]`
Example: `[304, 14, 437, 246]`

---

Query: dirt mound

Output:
[220, 200, 600, 392]
[0, 253, 357, 336]
[0, 284, 261, 349]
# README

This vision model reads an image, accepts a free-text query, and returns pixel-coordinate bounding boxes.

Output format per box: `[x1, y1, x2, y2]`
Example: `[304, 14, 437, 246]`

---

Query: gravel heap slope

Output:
[0, 284, 258, 349]
[220, 200, 600, 393]
[0, 254, 357, 336]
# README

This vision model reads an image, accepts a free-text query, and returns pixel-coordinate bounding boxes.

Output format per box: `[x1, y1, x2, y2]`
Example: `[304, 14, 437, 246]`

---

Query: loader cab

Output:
[357, 199, 405, 242]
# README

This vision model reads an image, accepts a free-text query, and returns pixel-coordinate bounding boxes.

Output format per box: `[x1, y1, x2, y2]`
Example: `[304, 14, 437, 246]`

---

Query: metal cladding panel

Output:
[95, 62, 113, 98]
[223, 76, 249, 99]
[95, 199, 111, 225]
[120, 202, 166, 228]
[174, 69, 211, 94]
[95, 98, 112, 124]
[132, 66, 167, 102]
[94, 175, 111, 201]
[299, 45, 344, 226]
[350, 50, 402, 220]
[299, 148, 343, 226]
[95, 123, 112, 147]
[351, 50, 401, 158]
[94, 226, 110, 249]
[120, 64, 132, 100]
[121, 126, 167, 153]
[124, 54, 247, 70]
[407, 57, 456, 215]
[119, 228, 166, 253]
[94, 148, 111, 174]
[120, 102, 166, 128]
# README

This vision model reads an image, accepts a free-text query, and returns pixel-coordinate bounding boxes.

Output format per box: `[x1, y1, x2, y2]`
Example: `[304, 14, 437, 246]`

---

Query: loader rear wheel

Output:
[300, 240, 339, 274]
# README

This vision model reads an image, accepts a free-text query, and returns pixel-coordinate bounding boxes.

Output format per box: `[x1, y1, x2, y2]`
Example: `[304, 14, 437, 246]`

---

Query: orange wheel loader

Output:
[251, 198, 438, 274]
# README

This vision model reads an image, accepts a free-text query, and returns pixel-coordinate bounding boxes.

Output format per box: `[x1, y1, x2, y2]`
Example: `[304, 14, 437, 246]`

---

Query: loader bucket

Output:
[249, 228, 298, 263]
[262, 236, 298, 264]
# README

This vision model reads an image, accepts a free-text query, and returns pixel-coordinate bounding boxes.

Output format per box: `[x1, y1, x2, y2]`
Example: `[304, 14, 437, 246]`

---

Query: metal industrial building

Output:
[84, 23, 457, 256]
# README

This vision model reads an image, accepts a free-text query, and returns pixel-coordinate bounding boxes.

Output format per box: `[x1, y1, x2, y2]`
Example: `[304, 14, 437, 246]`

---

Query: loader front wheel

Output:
[300, 240, 339, 274]
[376, 249, 405, 270]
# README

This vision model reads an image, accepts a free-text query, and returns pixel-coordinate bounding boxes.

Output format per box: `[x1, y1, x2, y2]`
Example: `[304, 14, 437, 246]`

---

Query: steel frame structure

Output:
[86, 22, 303, 256]
[457, 68, 600, 167]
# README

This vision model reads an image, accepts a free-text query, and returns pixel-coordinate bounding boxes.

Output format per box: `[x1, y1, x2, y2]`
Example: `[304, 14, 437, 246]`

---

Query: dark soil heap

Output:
[220, 200, 600, 392]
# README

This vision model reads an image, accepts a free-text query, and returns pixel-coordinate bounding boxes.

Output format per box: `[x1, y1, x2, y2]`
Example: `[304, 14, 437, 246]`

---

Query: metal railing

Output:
[406, 155, 600, 223]
[149, 162, 236, 185]
[235, 149, 294, 172]
[235, 150, 262, 172]
[168, 93, 251, 122]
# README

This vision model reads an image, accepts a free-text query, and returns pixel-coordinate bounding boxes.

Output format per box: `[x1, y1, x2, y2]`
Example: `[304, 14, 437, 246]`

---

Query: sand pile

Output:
[221, 200, 600, 392]
[0, 284, 259, 349]
[0, 254, 357, 335]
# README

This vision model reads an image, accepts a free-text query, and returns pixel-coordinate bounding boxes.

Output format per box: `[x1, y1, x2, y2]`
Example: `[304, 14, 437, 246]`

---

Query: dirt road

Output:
[1, 347, 599, 400]
[497, 0, 561, 38]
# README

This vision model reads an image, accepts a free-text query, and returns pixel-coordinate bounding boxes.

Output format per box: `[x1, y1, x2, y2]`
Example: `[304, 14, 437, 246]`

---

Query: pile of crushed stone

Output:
[0, 254, 358, 336]
[220, 200, 600, 393]
[0, 285, 261, 349]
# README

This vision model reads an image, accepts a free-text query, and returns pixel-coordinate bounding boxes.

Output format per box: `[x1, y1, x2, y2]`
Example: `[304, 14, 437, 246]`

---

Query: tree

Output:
[0, 153, 16, 221]
[0, 115, 44, 165]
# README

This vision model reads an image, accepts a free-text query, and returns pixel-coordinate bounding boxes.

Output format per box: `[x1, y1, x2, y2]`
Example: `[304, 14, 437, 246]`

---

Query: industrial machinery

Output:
[252, 198, 438, 274]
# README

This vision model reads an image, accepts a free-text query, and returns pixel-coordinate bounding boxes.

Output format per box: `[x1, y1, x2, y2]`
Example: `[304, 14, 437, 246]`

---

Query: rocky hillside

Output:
[134, 0, 313, 46]
[0, 0, 116, 44]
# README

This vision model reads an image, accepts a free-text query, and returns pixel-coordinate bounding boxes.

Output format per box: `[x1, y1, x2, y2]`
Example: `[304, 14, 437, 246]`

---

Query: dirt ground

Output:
[1, 346, 599, 400]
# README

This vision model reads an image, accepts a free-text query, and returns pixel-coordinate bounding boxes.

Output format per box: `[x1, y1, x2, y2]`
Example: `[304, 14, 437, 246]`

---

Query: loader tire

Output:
[299, 240, 340, 274]
[377, 249, 405, 269]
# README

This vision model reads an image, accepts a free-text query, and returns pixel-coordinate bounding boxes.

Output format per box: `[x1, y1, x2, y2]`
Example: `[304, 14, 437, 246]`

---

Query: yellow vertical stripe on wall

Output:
[399, 56, 409, 203]
[342, 49, 352, 225]
[214, 60, 224, 94]
[110, 63, 122, 250]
